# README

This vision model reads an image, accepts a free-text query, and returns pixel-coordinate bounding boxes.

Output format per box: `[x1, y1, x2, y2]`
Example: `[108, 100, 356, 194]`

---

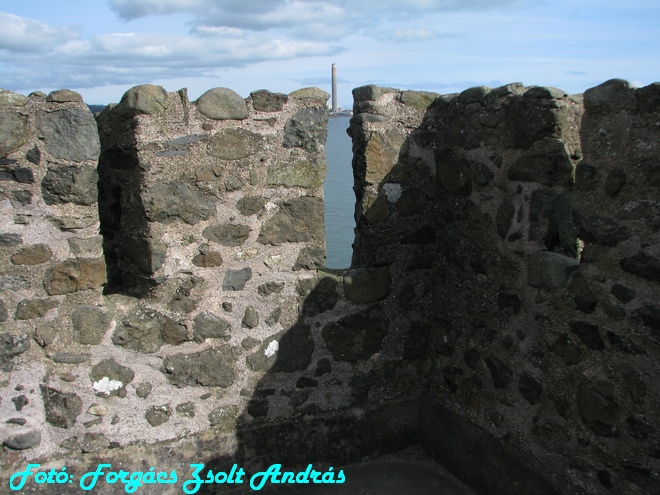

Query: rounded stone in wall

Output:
[196, 88, 248, 120]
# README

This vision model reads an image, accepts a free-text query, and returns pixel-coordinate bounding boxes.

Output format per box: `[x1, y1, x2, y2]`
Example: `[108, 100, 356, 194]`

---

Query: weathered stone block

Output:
[10, 244, 52, 266]
[208, 128, 263, 159]
[283, 107, 328, 152]
[196, 88, 248, 120]
[3, 429, 41, 450]
[222, 268, 252, 291]
[193, 312, 231, 342]
[90, 359, 135, 397]
[72, 305, 112, 345]
[39, 108, 100, 162]
[162, 348, 235, 388]
[258, 197, 324, 245]
[115, 84, 168, 117]
[527, 251, 579, 289]
[41, 165, 98, 205]
[237, 196, 268, 216]
[352, 85, 399, 102]
[577, 381, 619, 437]
[203, 224, 251, 246]
[44, 258, 107, 295]
[15, 299, 58, 320]
[0, 89, 29, 107]
[267, 157, 326, 188]
[251, 90, 288, 112]
[142, 182, 215, 225]
[112, 309, 173, 354]
[0, 112, 29, 157]
[41, 386, 82, 429]
[0, 333, 31, 363]
[363, 129, 407, 184]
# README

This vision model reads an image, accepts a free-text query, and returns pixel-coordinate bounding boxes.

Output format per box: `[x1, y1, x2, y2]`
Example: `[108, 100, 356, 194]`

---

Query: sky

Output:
[0, 0, 658, 106]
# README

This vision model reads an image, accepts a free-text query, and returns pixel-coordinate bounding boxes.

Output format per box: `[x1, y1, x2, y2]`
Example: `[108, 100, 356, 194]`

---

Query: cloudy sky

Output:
[0, 0, 658, 106]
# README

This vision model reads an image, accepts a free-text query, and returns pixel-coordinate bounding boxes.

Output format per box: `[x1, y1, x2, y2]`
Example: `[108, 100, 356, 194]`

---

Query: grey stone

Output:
[627, 414, 654, 439]
[222, 268, 252, 291]
[224, 175, 243, 191]
[0, 300, 6, 322]
[6, 418, 27, 425]
[146, 405, 172, 427]
[258, 197, 324, 245]
[611, 284, 635, 303]
[203, 224, 251, 246]
[242, 306, 259, 329]
[196, 88, 248, 120]
[71, 305, 112, 345]
[293, 246, 326, 271]
[59, 437, 79, 451]
[81, 433, 110, 453]
[48, 215, 96, 231]
[115, 84, 168, 117]
[68, 236, 103, 255]
[208, 406, 237, 428]
[0, 233, 22, 246]
[241, 337, 260, 350]
[33, 324, 57, 347]
[550, 334, 582, 365]
[322, 307, 388, 362]
[289, 87, 330, 101]
[208, 128, 263, 159]
[496, 202, 515, 239]
[53, 354, 90, 364]
[519, 374, 543, 405]
[527, 251, 579, 289]
[41, 386, 82, 428]
[0, 89, 29, 107]
[352, 85, 399, 101]
[12, 395, 29, 411]
[39, 108, 101, 162]
[44, 258, 107, 295]
[577, 381, 619, 436]
[41, 166, 98, 205]
[0, 333, 30, 362]
[458, 86, 492, 103]
[267, 157, 327, 188]
[576, 214, 631, 247]
[237, 196, 268, 216]
[0, 112, 29, 157]
[401, 90, 438, 109]
[136, 382, 152, 399]
[343, 267, 392, 304]
[90, 359, 135, 397]
[569, 321, 604, 350]
[584, 79, 632, 105]
[162, 347, 235, 388]
[620, 252, 660, 283]
[10, 244, 52, 266]
[4, 430, 41, 450]
[15, 299, 58, 320]
[523, 86, 566, 99]
[604, 169, 626, 197]
[283, 107, 328, 152]
[142, 182, 215, 225]
[258, 282, 285, 296]
[47, 90, 83, 103]
[251, 90, 288, 112]
[485, 356, 513, 388]
[351, 113, 388, 124]
[0, 169, 34, 183]
[193, 312, 231, 342]
[112, 310, 169, 354]
[265, 307, 281, 327]
[176, 401, 195, 418]
[192, 251, 223, 267]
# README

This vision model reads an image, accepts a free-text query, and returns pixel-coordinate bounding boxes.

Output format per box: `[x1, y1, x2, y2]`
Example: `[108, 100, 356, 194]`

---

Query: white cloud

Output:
[0, 12, 78, 52]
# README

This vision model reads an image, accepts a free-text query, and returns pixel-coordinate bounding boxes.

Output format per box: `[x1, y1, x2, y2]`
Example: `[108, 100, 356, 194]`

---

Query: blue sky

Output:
[0, 0, 658, 105]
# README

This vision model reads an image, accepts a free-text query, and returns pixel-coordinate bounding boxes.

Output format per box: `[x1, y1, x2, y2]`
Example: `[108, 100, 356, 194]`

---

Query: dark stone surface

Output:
[620, 252, 660, 283]
[52, 353, 90, 364]
[484, 356, 513, 388]
[242, 306, 259, 329]
[343, 268, 391, 305]
[162, 347, 235, 388]
[90, 359, 135, 397]
[203, 224, 251, 246]
[323, 307, 388, 362]
[297, 276, 339, 316]
[611, 284, 636, 303]
[258, 197, 324, 245]
[71, 305, 112, 345]
[237, 196, 268, 216]
[39, 108, 100, 161]
[146, 405, 172, 427]
[142, 182, 215, 225]
[44, 258, 107, 295]
[569, 321, 604, 350]
[283, 107, 328, 152]
[41, 386, 82, 429]
[258, 282, 285, 297]
[577, 381, 619, 436]
[3, 429, 41, 450]
[293, 246, 326, 271]
[550, 334, 582, 365]
[209, 128, 263, 159]
[41, 166, 98, 205]
[0, 112, 29, 157]
[0, 333, 30, 363]
[518, 374, 543, 405]
[251, 90, 288, 112]
[223, 268, 252, 291]
[112, 309, 170, 354]
[194, 312, 232, 342]
[14, 299, 58, 320]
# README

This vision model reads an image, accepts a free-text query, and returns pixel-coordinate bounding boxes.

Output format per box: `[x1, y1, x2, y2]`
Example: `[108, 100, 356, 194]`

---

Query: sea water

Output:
[324, 117, 355, 269]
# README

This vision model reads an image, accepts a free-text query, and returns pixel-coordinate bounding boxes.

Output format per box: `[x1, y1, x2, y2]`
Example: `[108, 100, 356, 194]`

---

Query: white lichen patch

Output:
[383, 183, 402, 203]
[93, 377, 123, 395]
[265, 340, 279, 357]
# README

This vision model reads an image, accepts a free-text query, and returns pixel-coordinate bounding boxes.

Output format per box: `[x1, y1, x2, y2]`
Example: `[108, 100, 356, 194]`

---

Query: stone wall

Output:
[347, 79, 658, 494]
[0, 78, 658, 495]
[0, 84, 423, 494]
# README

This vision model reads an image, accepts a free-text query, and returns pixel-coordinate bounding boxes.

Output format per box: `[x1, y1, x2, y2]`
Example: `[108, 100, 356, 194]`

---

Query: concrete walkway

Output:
[217, 445, 478, 495]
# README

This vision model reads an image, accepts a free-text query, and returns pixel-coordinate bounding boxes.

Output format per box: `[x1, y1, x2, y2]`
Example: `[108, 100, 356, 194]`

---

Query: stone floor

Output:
[216, 445, 479, 495]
